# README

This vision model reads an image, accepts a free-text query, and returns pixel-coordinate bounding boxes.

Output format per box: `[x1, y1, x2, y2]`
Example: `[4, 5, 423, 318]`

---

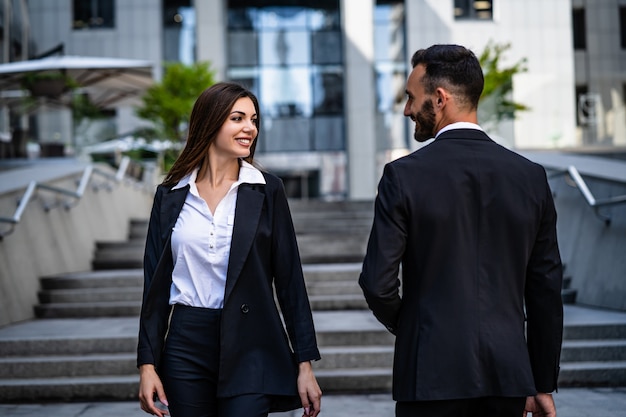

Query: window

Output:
[572, 8, 586, 50]
[163, 0, 195, 63]
[454, 0, 493, 20]
[619, 7, 626, 49]
[375, 0, 408, 150]
[227, 0, 344, 153]
[73, 0, 114, 29]
[575, 85, 588, 126]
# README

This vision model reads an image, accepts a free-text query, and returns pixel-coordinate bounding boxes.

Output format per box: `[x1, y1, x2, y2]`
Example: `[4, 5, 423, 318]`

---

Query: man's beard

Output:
[412, 99, 436, 142]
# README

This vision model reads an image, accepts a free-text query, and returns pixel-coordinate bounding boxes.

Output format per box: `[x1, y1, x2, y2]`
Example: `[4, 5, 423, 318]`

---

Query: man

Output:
[358, 44, 563, 417]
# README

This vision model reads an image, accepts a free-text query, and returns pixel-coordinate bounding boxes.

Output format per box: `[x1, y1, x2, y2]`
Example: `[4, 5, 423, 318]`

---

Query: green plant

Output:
[478, 41, 529, 125]
[21, 71, 78, 97]
[135, 61, 217, 142]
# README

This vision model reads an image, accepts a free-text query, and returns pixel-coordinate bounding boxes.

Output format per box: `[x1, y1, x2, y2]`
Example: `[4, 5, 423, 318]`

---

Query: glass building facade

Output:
[374, 0, 407, 152]
[226, 0, 345, 154]
[223, 0, 407, 198]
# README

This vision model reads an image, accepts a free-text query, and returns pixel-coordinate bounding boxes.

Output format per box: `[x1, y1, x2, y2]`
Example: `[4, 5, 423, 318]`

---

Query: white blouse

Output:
[169, 161, 266, 308]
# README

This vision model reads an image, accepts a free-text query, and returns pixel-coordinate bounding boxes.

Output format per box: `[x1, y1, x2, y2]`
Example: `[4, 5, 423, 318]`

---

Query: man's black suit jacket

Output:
[137, 171, 320, 411]
[359, 129, 563, 401]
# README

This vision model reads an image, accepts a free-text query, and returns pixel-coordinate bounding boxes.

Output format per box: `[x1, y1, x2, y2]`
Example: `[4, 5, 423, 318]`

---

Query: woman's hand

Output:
[297, 361, 322, 417]
[138, 364, 170, 416]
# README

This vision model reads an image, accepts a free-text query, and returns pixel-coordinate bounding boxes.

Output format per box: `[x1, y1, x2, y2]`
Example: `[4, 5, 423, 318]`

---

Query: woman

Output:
[137, 82, 322, 417]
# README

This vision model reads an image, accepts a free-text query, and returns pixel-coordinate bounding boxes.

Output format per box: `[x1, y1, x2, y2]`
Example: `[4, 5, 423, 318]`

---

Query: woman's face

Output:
[212, 97, 258, 159]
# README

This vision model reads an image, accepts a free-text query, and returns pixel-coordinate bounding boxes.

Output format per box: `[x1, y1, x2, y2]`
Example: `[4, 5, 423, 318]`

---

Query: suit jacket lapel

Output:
[159, 185, 189, 240]
[224, 184, 265, 303]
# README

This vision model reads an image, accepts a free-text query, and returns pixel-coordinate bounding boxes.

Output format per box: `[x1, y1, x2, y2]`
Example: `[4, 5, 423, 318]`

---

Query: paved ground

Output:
[2, 305, 626, 416]
[2, 388, 626, 417]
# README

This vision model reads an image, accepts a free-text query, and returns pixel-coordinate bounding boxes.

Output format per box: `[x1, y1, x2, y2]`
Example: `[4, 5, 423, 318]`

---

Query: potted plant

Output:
[21, 71, 77, 98]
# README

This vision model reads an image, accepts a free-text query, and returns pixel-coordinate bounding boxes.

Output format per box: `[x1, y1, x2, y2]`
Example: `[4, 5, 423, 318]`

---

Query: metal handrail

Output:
[551, 165, 626, 226]
[0, 156, 146, 239]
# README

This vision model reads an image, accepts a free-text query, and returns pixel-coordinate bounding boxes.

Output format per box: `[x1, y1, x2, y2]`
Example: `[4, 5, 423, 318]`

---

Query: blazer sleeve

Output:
[359, 163, 405, 333]
[524, 168, 564, 393]
[269, 177, 321, 363]
[137, 185, 166, 367]
[143, 186, 165, 298]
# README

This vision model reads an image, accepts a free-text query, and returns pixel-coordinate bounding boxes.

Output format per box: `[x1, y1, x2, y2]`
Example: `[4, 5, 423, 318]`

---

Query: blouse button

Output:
[240, 304, 250, 314]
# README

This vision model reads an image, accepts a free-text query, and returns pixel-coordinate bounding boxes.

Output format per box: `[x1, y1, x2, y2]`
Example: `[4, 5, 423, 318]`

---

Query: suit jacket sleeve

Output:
[270, 179, 321, 363]
[524, 168, 564, 393]
[137, 185, 167, 367]
[359, 163, 405, 333]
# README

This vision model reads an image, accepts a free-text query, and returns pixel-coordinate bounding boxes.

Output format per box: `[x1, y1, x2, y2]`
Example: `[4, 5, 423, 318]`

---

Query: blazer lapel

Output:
[159, 185, 189, 240]
[224, 184, 265, 303]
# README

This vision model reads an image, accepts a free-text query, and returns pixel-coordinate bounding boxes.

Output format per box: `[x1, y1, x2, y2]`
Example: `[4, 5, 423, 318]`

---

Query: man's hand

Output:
[297, 361, 322, 417]
[138, 364, 169, 417]
[524, 392, 556, 417]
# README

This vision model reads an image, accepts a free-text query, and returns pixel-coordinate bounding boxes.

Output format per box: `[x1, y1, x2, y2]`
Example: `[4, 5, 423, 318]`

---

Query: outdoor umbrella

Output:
[0, 55, 155, 111]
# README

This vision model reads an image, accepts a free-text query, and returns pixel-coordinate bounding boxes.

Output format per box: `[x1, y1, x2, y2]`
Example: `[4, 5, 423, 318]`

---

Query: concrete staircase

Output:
[1, 200, 626, 402]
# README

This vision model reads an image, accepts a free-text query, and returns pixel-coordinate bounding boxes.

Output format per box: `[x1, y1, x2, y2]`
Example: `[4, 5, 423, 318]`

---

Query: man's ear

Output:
[434, 88, 448, 109]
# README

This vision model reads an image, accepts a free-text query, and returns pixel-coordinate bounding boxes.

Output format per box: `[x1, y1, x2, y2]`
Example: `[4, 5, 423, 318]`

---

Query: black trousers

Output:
[161, 304, 272, 417]
[396, 396, 526, 417]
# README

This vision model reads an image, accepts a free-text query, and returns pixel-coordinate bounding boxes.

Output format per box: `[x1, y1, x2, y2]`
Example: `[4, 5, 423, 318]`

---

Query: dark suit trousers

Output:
[161, 305, 272, 417]
[396, 396, 526, 417]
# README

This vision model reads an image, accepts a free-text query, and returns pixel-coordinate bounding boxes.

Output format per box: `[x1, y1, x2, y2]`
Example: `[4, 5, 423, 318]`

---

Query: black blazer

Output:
[137, 171, 320, 411]
[359, 129, 563, 401]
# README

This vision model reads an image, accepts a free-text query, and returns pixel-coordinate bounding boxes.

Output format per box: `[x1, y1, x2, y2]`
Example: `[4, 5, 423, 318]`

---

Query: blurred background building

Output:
[1, 0, 624, 200]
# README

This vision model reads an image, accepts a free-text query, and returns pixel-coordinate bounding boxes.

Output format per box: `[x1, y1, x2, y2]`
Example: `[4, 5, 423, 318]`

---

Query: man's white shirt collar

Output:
[172, 160, 266, 191]
[435, 122, 483, 139]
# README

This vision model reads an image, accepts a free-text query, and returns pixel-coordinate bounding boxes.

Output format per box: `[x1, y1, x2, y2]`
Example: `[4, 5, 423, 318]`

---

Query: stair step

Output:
[558, 361, 626, 386]
[561, 340, 626, 362]
[92, 258, 143, 270]
[38, 287, 143, 303]
[34, 302, 141, 318]
[314, 368, 392, 392]
[316, 329, 394, 347]
[303, 263, 362, 282]
[40, 269, 143, 289]
[562, 288, 578, 304]
[96, 240, 145, 250]
[0, 353, 135, 378]
[0, 375, 139, 402]
[318, 346, 394, 369]
[563, 275, 573, 289]
[564, 323, 626, 340]
[306, 280, 361, 296]
[309, 295, 368, 310]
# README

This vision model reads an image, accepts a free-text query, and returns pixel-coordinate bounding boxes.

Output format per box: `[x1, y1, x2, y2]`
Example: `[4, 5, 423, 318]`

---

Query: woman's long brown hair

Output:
[162, 82, 261, 186]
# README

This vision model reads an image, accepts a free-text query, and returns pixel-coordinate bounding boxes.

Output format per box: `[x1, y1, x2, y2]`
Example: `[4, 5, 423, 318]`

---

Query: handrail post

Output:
[0, 157, 153, 240]
[0, 180, 37, 239]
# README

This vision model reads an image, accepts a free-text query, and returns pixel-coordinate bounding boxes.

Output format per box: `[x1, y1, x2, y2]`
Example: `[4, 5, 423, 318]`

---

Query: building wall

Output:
[549, 174, 626, 311]
[20, 0, 619, 198]
[26, 0, 163, 143]
[406, 0, 577, 150]
[572, 0, 626, 147]
[0, 163, 153, 327]
[342, 0, 378, 199]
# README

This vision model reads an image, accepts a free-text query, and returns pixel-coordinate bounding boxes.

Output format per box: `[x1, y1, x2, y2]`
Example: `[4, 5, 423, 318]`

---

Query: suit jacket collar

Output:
[159, 185, 188, 241]
[435, 128, 493, 142]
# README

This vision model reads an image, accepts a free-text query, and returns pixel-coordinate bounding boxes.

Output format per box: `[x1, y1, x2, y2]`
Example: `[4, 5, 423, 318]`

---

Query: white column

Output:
[342, 0, 377, 200]
[195, 0, 227, 81]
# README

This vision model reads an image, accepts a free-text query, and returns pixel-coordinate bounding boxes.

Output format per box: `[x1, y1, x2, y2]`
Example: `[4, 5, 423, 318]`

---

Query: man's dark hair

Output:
[411, 44, 484, 110]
